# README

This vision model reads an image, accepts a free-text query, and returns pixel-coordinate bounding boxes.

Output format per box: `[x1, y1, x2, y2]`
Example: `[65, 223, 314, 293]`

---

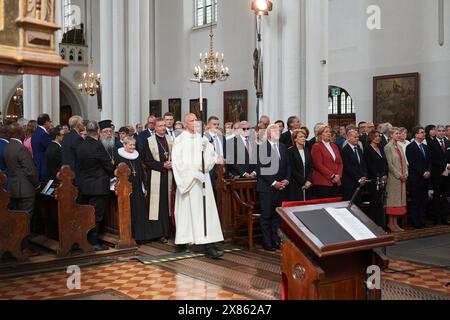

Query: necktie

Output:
[419, 144, 426, 158]
[214, 136, 223, 157]
[440, 139, 445, 153]
[245, 137, 250, 152]
[354, 147, 360, 164]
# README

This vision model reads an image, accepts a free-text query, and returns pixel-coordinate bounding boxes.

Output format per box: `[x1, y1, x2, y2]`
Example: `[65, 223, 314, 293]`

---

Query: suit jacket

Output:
[61, 130, 83, 175]
[287, 146, 313, 198]
[311, 141, 343, 187]
[115, 140, 124, 150]
[406, 141, 431, 183]
[280, 131, 293, 149]
[4, 139, 40, 198]
[364, 144, 388, 179]
[306, 137, 317, 149]
[341, 144, 367, 194]
[428, 138, 450, 175]
[137, 129, 154, 153]
[45, 142, 62, 181]
[256, 141, 291, 193]
[380, 135, 388, 151]
[76, 137, 115, 196]
[31, 126, 52, 182]
[226, 136, 257, 178]
[0, 139, 10, 189]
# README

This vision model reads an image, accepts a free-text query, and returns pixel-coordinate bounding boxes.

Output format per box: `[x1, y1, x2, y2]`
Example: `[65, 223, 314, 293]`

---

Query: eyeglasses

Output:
[241, 128, 250, 131]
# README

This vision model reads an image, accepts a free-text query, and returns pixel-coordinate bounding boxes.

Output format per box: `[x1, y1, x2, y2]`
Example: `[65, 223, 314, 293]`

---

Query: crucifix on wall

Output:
[439, 0, 444, 46]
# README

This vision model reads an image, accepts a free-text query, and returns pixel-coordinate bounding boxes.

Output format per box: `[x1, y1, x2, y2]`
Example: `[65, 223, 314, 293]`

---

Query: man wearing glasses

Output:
[227, 121, 257, 179]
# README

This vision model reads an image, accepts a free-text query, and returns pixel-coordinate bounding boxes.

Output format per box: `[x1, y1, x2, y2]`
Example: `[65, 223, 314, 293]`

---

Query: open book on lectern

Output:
[293, 207, 376, 245]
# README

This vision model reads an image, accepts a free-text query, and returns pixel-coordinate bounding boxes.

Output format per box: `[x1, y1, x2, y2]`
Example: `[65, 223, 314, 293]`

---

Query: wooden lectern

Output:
[277, 198, 395, 300]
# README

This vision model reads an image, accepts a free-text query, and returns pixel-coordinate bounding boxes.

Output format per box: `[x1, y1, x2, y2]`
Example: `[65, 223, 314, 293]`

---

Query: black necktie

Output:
[354, 147, 360, 164]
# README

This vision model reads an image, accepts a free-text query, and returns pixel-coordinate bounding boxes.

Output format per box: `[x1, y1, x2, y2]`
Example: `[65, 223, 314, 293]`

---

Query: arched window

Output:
[328, 97, 333, 115]
[341, 93, 347, 114]
[69, 49, 74, 61]
[346, 96, 353, 114]
[60, 48, 66, 60]
[333, 96, 338, 114]
[64, 0, 77, 32]
[78, 49, 83, 62]
[195, 0, 218, 27]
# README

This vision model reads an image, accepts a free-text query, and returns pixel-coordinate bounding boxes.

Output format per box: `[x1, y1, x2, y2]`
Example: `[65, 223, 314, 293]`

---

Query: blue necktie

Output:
[419, 144, 426, 158]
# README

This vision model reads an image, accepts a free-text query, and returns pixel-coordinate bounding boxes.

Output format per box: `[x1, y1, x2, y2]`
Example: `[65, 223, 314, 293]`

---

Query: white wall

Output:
[329, 0, 450, 125]
[153, 0, 256, 125]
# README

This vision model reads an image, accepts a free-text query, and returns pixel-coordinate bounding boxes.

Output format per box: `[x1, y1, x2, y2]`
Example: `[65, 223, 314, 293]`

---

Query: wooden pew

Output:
[0, 173, 30, 262]
[99, 163, 136, 249]
[32, 166, 95, 257]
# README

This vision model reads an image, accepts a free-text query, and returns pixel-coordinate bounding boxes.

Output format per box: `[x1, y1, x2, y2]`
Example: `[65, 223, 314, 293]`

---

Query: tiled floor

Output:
[383, 260, 450, 294]
[0, 262, 248, 300]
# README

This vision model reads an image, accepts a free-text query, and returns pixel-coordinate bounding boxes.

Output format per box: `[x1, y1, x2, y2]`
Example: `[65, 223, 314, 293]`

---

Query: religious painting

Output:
[224, 90, 248, 124]
[168, 98, 182, 122]
[149, 100, 162, 117]
[373, 73, 419, 132]
[189, 99, 207, 122]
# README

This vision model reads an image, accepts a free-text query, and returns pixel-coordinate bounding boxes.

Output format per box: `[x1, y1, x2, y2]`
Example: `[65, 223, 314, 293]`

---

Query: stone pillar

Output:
[127, 0, 141, 125]
[300, 0, 329, 131]
[112, 0, 126, 127]
[138, 0, 152, 125]
[100, 0, 113, 120]
[23, 75, 41, 120]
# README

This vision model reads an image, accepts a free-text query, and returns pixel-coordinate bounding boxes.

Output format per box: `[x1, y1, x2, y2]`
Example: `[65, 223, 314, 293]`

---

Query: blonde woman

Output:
[384, 127, 408, 232]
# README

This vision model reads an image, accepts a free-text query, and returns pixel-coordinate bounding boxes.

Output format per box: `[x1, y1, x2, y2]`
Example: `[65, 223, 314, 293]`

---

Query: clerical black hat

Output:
[99, 120, 113, 131]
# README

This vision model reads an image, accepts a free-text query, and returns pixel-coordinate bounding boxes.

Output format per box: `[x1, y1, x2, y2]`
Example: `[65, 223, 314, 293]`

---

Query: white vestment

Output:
[172, 131, 224, 245]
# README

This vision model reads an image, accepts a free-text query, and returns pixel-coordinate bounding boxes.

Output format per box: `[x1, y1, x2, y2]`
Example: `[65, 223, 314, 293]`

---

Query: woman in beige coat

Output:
[384, 128, 408, 232]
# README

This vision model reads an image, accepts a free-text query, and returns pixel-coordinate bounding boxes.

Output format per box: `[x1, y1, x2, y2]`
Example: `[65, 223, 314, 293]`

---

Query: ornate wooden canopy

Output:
[0, 0, 68, 76]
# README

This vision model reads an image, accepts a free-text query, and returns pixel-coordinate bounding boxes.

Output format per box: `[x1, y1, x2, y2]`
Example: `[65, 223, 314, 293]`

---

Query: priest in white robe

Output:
[172, 113, 224, 259]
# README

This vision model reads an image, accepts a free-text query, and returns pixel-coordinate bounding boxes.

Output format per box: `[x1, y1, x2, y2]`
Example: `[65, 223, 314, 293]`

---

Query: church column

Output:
[100, 0, 113, 120]
[112, 0, 126, 127]
[280, 0, 302, 124]
[138, 0, 152, 125]
[23, 75, 40, 120]
[41, 76, 53, 116]
[51, 0, 62, 124]
[300, 0, 329, 131]
[127, 0, 141, 125]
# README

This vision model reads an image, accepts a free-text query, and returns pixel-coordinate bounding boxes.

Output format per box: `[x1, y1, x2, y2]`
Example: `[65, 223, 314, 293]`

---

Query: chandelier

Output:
[13, 87, 23, 106]
[78, 0, 100, 96]
[78, 58, 101, 96]
[193, 23, 230, 82]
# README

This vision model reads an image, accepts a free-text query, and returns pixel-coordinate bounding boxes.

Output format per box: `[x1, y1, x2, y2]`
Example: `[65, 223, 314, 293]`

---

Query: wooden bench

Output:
[0, 173, 30, 262]
[229, 178, 260, 250]
[32, 166, 96, 257]
[100, 163, 136, 249]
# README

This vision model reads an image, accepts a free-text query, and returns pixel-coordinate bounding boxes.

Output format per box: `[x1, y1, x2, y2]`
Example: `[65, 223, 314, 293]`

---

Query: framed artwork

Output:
[224, 90, 248, 124]
[373, 73, 419, 131]
[149, 100, 162, 117]
[189, 99, 207, 122]
[168, 98, 182, 122]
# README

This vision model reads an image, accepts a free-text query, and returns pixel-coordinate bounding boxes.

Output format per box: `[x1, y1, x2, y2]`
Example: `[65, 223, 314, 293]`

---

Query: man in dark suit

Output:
[341, 129, 367, 207]
[62, 116, 84, 176]
[134, 123, 143, 140]
[115, 127, 129, 149]
[227, 121, 257, 178]
[164, 112, 176, 140]
[306, 123, 324, 149]
[137, 115, 156, 153]
[280, 116, 301, 149]
[45, 126, 64, 181]
[0, 126, 10, 190]
[428, 125, 450, 225]
[205, 116, 226, 193]
[406, 126, 432, 228]
[77, 121, 115, 250]
[4, 123, 40, 213]
[257, 124, 291, 251]
[31, 114, 53, 182]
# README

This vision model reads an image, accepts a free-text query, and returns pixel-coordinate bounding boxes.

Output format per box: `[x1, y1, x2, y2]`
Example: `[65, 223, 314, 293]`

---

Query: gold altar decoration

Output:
[0, 0, 68, 76]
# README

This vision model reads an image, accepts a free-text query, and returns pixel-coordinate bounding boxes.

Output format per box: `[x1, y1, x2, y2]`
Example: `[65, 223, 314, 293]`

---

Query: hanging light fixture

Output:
[78, 0, 100, 96]
[193, 22, 230, 83]
[251, 0, 273, 16]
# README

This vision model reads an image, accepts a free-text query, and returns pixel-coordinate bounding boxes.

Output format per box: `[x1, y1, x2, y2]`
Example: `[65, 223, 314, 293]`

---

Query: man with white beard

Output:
[172, 113, 224, 259]
[99, 120, 119, 166]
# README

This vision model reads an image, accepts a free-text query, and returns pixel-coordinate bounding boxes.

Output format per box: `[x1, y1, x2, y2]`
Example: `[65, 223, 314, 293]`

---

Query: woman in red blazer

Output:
[311, 125, 343, 199]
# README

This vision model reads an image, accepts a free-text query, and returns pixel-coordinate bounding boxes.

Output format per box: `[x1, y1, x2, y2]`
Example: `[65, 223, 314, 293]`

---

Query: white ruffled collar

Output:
[118, 148, 139, 160]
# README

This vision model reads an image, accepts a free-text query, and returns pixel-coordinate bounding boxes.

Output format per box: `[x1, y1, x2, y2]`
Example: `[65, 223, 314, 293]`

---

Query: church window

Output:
[195, 0, 218, 27]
